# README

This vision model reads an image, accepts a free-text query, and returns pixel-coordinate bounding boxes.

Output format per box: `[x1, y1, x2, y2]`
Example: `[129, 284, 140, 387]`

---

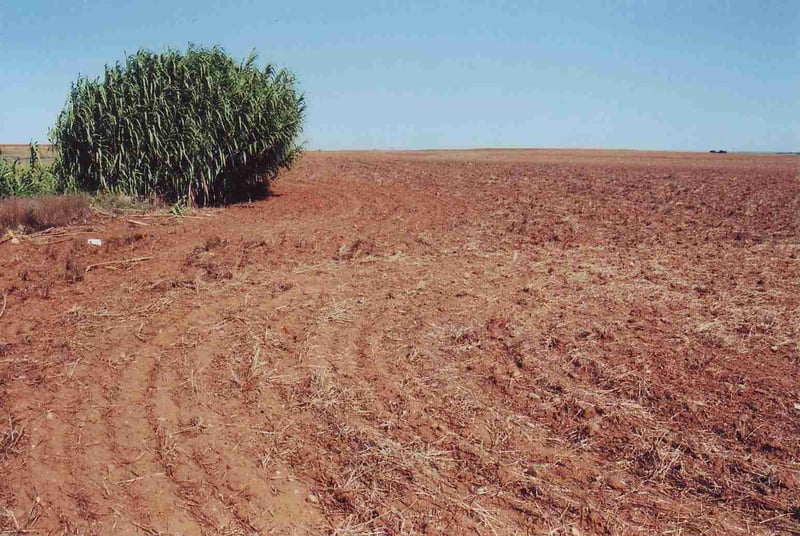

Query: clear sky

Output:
[1, 0, 798, 151]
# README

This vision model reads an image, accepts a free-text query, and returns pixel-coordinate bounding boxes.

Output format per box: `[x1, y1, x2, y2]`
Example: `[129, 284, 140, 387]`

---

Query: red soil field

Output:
[1, 149, 799, 535]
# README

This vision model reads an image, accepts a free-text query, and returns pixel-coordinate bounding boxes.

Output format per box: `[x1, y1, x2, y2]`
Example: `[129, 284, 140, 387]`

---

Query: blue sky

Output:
[1, 0, 798, 151]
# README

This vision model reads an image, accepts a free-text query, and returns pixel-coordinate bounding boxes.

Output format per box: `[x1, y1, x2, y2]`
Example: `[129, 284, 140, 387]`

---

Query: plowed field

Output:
[1, 150, 799, 535]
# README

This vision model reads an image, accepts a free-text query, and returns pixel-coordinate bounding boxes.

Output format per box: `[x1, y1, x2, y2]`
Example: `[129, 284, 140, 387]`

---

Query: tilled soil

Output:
[1, 150, 799, 535]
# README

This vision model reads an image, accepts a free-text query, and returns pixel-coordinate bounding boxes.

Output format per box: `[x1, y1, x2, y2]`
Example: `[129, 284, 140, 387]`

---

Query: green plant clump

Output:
[51, 45, 305, 205]
[0, 148, 58, 198]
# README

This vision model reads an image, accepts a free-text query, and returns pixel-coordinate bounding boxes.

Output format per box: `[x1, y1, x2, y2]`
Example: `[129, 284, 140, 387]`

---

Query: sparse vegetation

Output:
[0, 194, 90, 233]
[0, 143, 89, 232]
[51, 45, 305, 205]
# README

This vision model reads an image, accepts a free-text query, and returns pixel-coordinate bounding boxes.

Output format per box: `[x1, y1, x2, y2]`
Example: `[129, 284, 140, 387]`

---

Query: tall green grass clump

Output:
[51, 45, 305, 205]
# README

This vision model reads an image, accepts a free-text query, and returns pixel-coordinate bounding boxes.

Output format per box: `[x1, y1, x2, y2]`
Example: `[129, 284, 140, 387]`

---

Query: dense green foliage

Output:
[0, 146, 58, 198]
[51, 45, 305, 205]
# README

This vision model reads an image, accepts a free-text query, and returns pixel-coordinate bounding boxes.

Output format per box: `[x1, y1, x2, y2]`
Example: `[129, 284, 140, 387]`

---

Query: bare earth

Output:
[0, 144, 56, 165]
[1, 149, 799, 535]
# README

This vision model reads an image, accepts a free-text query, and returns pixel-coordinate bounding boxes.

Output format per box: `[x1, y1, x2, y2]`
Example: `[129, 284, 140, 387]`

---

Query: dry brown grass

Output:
[0, 195, 90, 233]
[0, 417, 24, 460]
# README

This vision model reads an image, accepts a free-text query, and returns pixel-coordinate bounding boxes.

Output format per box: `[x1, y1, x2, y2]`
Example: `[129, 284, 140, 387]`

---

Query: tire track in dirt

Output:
[98, 316, 201, 533]
[136, 263, 325, 534]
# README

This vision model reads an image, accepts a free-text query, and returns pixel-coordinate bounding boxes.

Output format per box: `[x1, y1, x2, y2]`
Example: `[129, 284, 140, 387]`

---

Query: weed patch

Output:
[0, 195, 90, 233]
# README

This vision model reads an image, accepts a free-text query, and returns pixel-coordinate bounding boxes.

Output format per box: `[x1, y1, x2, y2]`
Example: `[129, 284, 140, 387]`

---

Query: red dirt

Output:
[1, 149, 799, 535]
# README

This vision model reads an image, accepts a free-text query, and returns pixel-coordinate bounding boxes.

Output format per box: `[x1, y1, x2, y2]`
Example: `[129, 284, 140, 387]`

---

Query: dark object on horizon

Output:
[709, 150, 728, 154]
